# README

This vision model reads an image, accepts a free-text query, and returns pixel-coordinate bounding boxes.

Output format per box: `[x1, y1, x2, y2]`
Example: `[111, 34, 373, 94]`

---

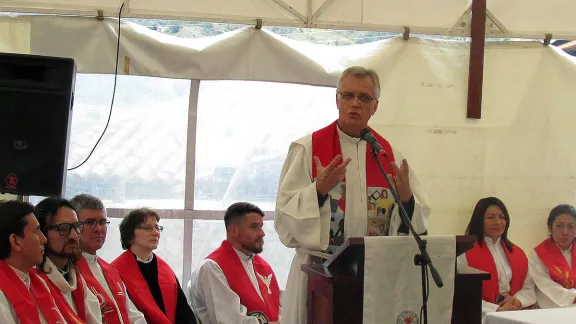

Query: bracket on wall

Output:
[543, 33, 553, 46]
[403, 27, 410, 40]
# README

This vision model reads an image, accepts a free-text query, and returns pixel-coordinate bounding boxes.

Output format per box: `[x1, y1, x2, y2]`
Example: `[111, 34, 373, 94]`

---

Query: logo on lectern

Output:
[397, 310, 419, 324]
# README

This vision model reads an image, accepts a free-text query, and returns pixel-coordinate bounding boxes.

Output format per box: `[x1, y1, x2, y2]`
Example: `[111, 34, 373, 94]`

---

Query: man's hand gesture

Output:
[388, 159, 413, 203]
[314, 155, 352, 196]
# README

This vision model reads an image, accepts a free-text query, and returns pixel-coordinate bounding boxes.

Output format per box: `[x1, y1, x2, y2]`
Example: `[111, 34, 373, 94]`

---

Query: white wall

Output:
[370, 42, 576, 251]
[0, 15, 30, 53]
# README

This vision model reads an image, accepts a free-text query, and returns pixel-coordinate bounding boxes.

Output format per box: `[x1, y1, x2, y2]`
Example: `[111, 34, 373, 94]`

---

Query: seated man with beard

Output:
[33, 197, 102, 324]
[190, 202, 281, 324]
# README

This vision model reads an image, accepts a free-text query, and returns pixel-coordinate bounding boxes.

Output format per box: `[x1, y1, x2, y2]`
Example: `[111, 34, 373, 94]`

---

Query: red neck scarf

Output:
[32, 266, 87, 324]
[206, 240, 280, 322]
[77, 256, 130, 324]
[465, 239, 528, 303]
[312, 120, 397, 247]
[534, 238, 576, 289]
[0, 261, 67, 324]
[111, 251, 177, 324]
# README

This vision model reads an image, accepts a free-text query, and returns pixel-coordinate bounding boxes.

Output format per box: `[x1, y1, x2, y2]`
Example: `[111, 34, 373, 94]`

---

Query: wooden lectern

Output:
[301, 235, 489, 324]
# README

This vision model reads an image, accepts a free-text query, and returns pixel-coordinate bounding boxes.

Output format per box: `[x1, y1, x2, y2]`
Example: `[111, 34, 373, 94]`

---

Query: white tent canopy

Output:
[1, 7, 576, 288]
[1, 0, 576, 39]
[2, 13, 576, 252]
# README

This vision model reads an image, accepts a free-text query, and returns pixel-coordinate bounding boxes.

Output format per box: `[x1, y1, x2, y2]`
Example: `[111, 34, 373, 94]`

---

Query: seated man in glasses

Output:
[33, 197, 102, 323]
[71, 194, 146, 324]
[112, 208, 197, 324]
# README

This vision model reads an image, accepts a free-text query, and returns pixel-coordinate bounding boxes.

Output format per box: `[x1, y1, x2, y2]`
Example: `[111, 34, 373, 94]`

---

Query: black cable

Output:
[67, 3, 124, 171]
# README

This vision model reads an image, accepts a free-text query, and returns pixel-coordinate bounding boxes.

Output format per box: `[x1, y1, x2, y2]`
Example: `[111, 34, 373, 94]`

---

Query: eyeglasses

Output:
[136, 225, 163, 233]
[48, 221, 85, 236]
[338, 91, 376, 103]
[83, 219, 110, 228]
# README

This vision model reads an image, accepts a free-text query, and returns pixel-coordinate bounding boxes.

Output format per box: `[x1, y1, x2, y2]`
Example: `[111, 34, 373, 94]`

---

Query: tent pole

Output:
[467, 0, 486, 119]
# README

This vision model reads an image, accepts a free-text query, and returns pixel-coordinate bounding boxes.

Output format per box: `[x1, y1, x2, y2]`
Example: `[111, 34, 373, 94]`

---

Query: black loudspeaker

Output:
[0, 52, 76, 197]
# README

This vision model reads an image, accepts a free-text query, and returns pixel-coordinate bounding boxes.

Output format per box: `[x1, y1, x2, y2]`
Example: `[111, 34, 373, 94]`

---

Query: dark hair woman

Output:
[459, 197, 536, 317]
[529, 204, 576, 309]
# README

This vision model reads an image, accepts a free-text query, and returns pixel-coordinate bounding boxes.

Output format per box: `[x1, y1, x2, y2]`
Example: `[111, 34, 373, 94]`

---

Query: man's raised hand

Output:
[314, 155, 352, 196]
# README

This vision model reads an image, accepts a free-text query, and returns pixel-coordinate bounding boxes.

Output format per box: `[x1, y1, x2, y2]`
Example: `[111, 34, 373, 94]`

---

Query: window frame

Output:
[28, 77, 327, 290]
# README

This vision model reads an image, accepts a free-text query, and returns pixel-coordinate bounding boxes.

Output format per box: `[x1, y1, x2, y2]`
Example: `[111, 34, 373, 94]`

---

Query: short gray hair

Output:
[70, 194, 106, 213]
[336, 66, 381, 100]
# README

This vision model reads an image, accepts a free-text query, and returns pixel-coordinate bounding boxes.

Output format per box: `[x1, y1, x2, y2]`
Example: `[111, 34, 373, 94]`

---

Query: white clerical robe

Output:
[190, 248, 280, 324]
[0, 265, 48, 324]
[274, 127, 431, 324]
[43, 258, 103, 324]
[528, 244, 576, 308]
[81, 253, 146, 324]
[457, 237, 537, 319]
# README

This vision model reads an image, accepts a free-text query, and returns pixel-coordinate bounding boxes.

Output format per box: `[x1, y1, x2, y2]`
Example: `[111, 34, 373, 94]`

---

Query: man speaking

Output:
[274, 66, 431, 324]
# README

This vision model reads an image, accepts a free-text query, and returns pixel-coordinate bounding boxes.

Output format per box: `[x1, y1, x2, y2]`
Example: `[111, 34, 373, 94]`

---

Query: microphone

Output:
[360, 128, 387, 157]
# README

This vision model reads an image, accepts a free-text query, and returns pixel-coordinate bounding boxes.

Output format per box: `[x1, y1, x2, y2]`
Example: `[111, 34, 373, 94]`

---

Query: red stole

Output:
[206, 240, 280, 322]
[465, 239, 528, 303]
[312, 121, 396, 243]
[0, 262, 66, 324]
[534, 238, 576, 289]
[111, 251, 177, 324]
[77, 256, 130, 324]
[32, 266, 87, 324]
[311, 121, 395, 201]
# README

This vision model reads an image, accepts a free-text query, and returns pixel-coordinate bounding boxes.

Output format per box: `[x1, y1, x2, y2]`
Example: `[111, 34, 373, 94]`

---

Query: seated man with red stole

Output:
[529, 204, 576, 308]
[190, 202, 281, 324]
[33, 197, 103, 324]
[112, 208, 196, 324]
[0, 200, 67, 324]
[457, 197, 536, 320]
[71, 194, 146, 324]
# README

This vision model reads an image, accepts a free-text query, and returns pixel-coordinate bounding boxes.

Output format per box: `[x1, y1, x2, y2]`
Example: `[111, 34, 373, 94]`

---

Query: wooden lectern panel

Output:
[452, 266, 490, 323]
[302, 235, 489, 324]
[303, 265, 363, 324]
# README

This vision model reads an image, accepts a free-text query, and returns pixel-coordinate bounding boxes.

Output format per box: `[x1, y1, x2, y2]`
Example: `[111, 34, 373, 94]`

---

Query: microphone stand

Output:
[369, 147, 443, 324]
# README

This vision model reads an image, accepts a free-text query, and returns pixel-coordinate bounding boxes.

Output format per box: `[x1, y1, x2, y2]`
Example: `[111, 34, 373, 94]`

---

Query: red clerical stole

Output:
[32, 267, 87, 324]
[206, 240, 280, 323]
[466, 239, 528, 303]
[534, 238, 576, 289]
[312, 120, 396, 249]
[112, 251, 177, 324]
[0, 261, 67, 324]
[77, 256, 130, 324]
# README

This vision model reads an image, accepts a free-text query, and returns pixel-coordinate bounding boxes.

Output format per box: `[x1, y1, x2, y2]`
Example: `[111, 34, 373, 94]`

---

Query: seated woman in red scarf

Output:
[528, 204, 576, 308]
[111, 208, 197, 324]
[457, 197, 536, 319]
